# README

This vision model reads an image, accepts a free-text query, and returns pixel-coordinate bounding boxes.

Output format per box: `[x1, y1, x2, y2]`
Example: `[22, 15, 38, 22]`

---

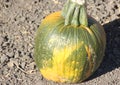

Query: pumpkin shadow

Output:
[85, 19, 120, 81]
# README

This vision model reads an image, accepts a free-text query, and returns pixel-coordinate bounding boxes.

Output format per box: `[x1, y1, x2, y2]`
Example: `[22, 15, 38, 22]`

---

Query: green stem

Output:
[62, 0, 88, 27]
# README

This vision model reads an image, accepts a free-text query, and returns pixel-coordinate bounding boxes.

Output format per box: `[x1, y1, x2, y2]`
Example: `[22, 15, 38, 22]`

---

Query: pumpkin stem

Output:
[62, 0, 88, 27]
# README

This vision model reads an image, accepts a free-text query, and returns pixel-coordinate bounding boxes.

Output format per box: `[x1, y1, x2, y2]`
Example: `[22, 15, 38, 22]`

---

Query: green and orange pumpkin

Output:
[34, 0, 106, 83]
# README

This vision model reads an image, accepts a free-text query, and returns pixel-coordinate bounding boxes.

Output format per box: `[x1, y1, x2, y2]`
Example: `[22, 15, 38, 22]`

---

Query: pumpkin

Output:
[34, 0, 106, 83]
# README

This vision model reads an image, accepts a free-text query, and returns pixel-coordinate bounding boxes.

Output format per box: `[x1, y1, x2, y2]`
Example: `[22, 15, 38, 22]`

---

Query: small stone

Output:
[21, 62, 26, 68]
[0, 37, 3, 45]
[22, 55, 29, 60]
[0, 47, 2, 51]
[14, 51, 19, 58]
[7, 61, 14, 68]
[1, 54, 8, 63]
[6, 52, 14, 58]
[2, 67, 9, 75]
[7, 59, 17, 68]
[29, 62, 36, 69]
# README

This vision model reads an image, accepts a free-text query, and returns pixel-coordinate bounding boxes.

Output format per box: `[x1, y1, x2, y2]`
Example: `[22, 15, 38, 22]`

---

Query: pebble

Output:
[29, 62, 36, 69]
[7, 58, 18, 68]
[6, 52, 14, 58]
[1, 54, 8, 63]
[7, 60, 14, 68]
[14, 51, 19, 58]
[0, 37, 3, 45]
[21, 62, 26, 69]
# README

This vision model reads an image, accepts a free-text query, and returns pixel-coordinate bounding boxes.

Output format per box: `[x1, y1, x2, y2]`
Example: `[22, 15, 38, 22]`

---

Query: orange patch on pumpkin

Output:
[85, 45, 93, 78]
[42, 11, 63, 25]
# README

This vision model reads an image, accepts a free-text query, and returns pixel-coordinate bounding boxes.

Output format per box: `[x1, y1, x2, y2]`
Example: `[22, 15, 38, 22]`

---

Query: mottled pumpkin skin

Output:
[34, 11, 106, 83]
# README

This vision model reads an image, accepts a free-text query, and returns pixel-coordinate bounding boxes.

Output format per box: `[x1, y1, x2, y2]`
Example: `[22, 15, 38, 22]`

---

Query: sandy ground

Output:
[0, 0, 120, 85]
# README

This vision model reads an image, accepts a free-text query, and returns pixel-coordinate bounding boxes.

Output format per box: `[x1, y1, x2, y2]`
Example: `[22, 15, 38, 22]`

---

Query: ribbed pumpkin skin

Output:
[34, 11, 106, 83]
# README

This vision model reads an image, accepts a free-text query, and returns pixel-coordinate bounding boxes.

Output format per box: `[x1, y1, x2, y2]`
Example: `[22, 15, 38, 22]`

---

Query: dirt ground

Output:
[0, 0, 120, 85]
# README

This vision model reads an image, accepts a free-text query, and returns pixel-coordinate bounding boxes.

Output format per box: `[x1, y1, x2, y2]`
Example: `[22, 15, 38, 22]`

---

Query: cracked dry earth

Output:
[0, 0, 120, 85]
